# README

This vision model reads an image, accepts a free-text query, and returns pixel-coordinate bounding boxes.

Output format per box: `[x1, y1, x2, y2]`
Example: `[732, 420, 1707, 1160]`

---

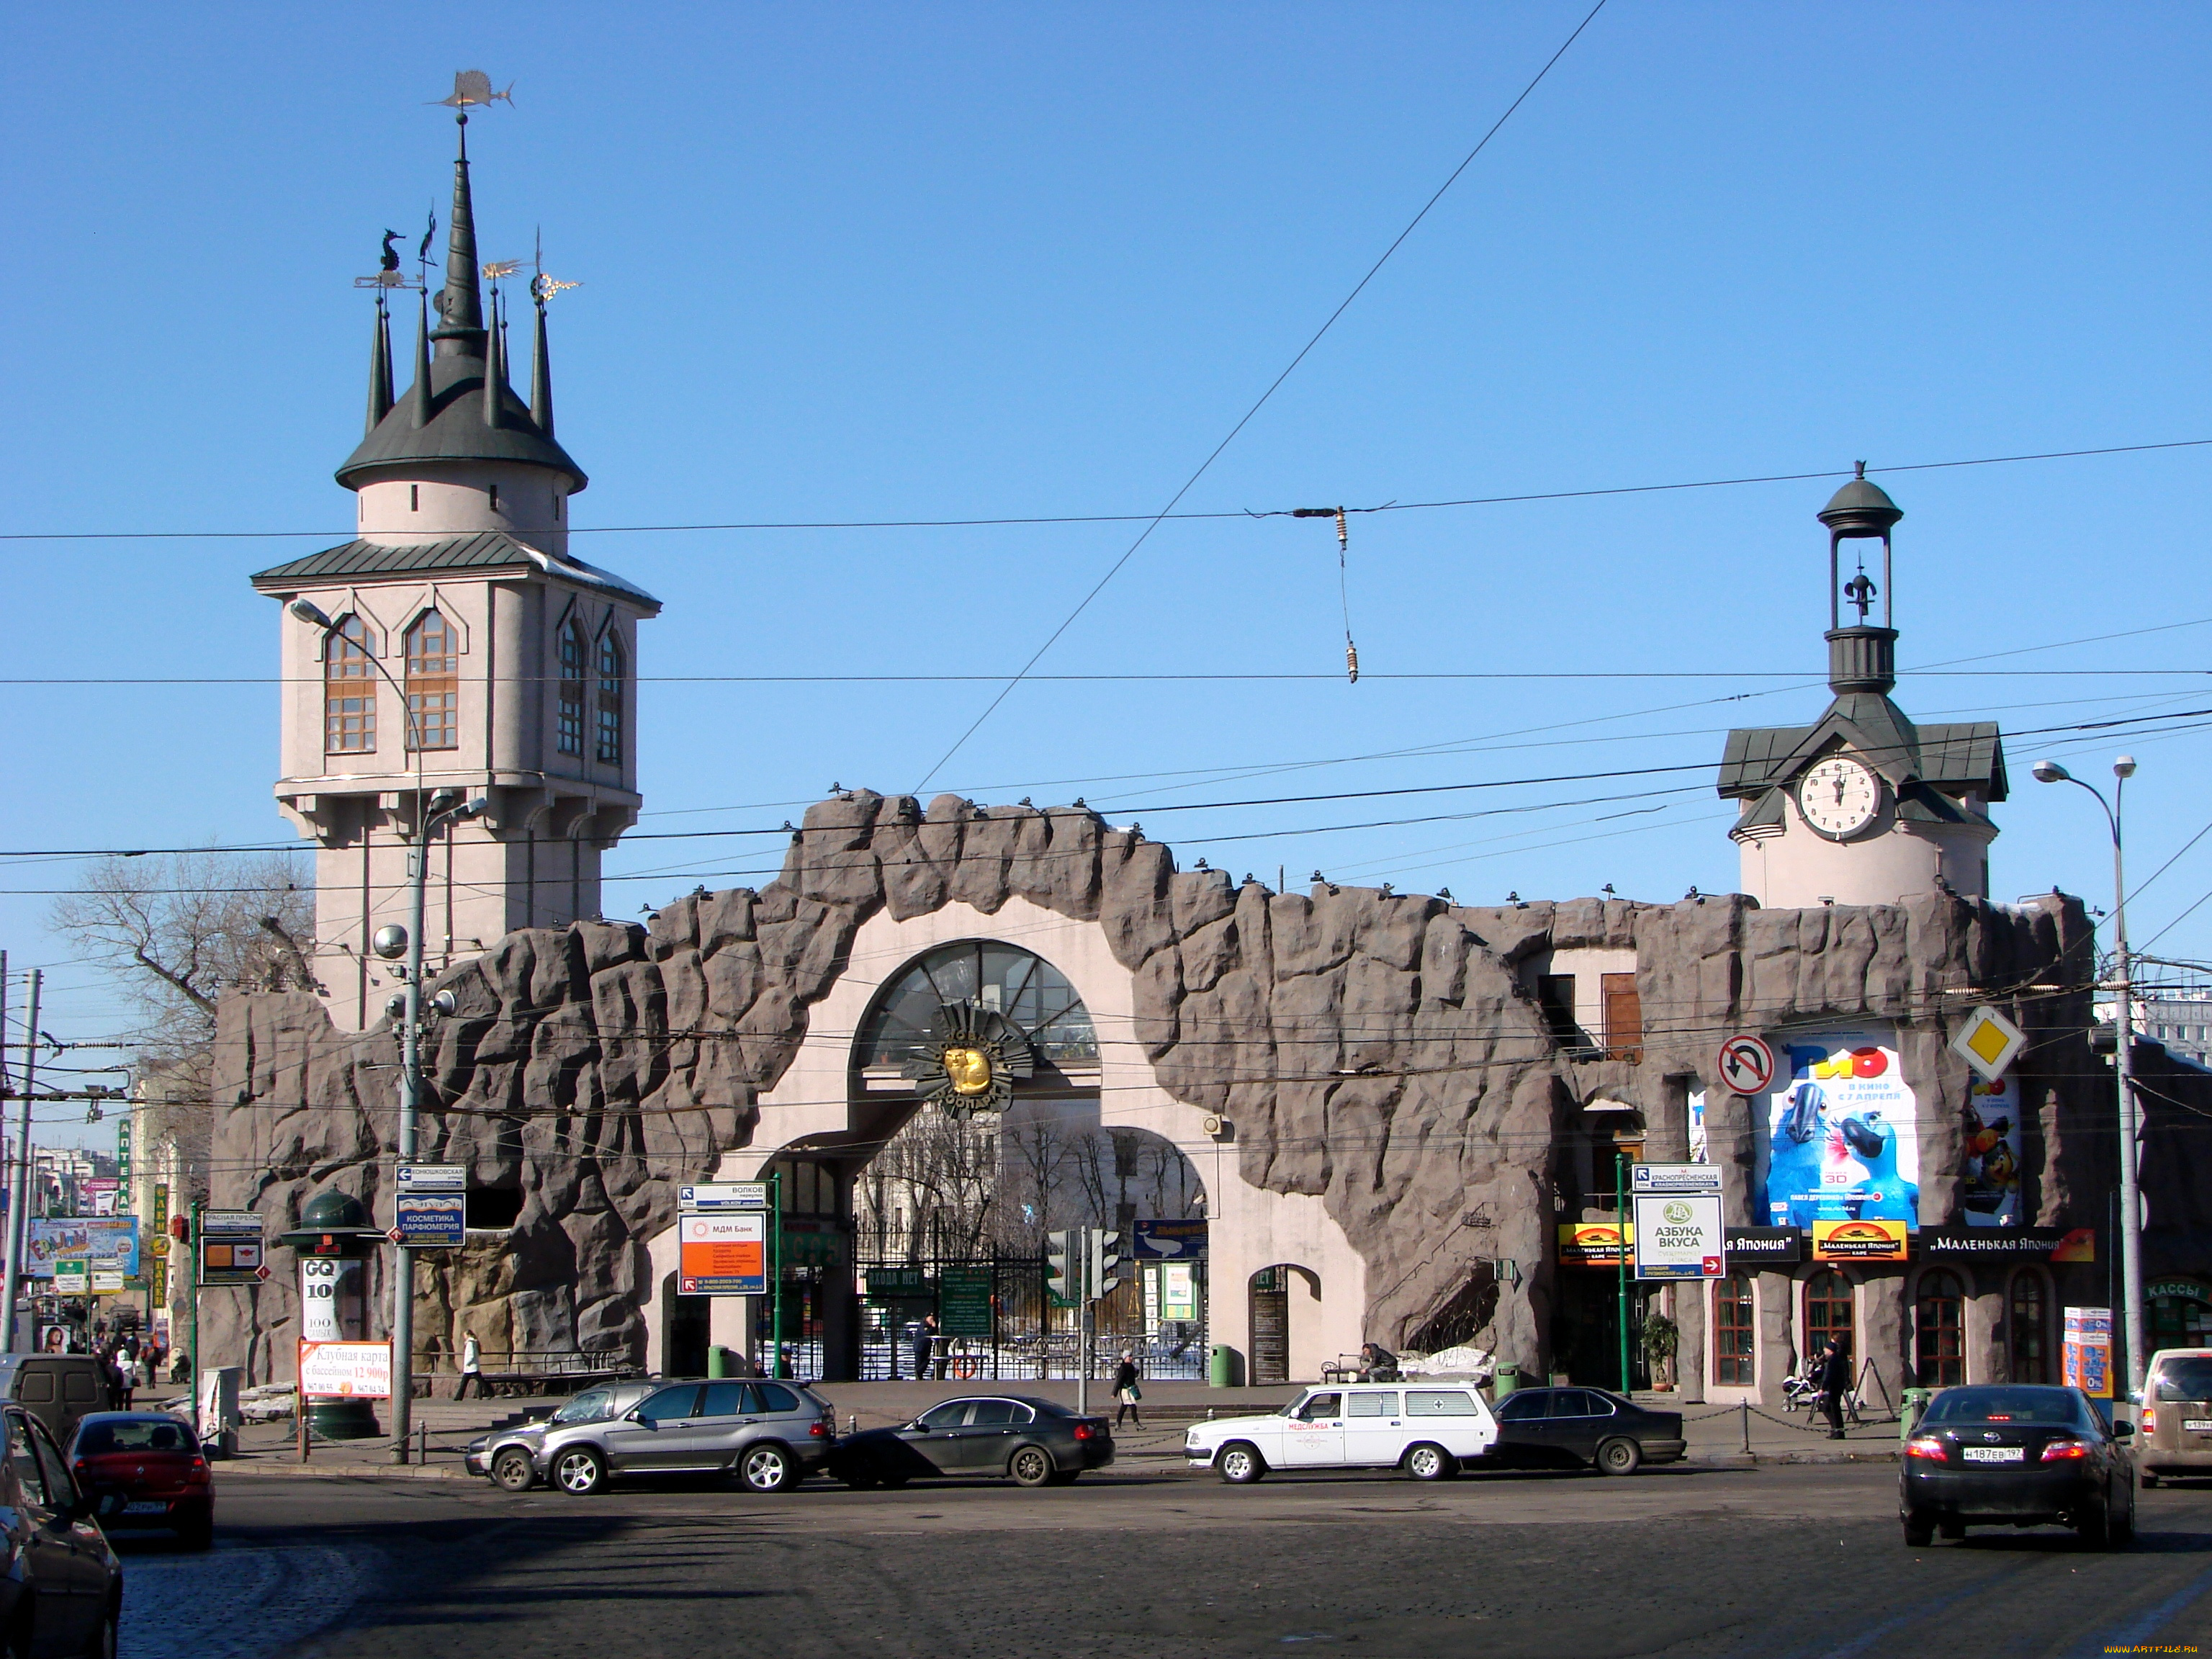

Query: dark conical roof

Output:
[1817, 462, 1902, 536]
[336, 117, 586, 492]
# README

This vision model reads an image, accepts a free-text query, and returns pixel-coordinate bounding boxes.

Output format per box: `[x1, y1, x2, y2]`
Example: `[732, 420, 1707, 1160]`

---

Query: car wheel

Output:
[1405, 1443, 1456, 1482]
[553, 1446, 608, 1496]
[2113, 1494, 2136, 1545]
[492, 1448, 536, 1493]
[2076, 1501, 2111, 1549]
[2141, 1472, 2161, 1489]
[837, 1463, 881, 1490]
[739, 1444, 795, 1494]
[1009, 1446, 1055, 1488]
[1217, 1442, 1265, 1485]
[1902, 1509, 1934, 1548]
[1596, 1437, 1642, 1477]
[78, 1596, 117, 1659]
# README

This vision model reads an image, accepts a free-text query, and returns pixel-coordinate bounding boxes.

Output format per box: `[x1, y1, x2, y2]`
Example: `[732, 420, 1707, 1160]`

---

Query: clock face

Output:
[1798, 756, 1881, 839]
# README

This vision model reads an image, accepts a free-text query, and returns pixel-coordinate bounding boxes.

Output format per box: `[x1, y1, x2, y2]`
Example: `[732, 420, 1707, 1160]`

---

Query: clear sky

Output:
[4, 3, 2209, 1137]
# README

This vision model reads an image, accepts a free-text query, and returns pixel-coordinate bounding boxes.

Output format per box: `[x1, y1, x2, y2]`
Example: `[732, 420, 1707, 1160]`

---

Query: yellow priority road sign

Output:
[1951, 1004, 2026, 1082]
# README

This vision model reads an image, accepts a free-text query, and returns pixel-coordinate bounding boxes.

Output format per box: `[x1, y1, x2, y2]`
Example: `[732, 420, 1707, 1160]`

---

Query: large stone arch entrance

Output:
[638, 895, 1364, 1381]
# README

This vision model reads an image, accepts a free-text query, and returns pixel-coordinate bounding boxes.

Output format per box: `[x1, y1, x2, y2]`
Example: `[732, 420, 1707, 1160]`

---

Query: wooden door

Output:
[1601, 974, 1642, 1063]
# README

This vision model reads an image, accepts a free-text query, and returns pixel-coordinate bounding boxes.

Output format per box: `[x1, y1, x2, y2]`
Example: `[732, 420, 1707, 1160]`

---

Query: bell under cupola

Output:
[1717, 469, 2006, 909]
[249, 110, 660, 1030]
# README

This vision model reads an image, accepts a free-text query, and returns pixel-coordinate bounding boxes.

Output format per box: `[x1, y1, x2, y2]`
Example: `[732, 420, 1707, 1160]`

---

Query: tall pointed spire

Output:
[482, 289, 505, 429]
[530, 286, 554, 438]
[431, 114, 484, 352]
[365, 294, 395, 435]
[409, 292, 434, 428]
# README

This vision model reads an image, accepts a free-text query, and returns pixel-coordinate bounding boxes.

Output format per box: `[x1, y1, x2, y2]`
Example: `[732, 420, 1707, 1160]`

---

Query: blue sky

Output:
[4, 2, 2209, 1120]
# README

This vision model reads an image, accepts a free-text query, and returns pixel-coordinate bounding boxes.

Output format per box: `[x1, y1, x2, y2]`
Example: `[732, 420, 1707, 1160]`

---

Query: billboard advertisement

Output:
[299, 1340, 392, 1400]
[678, 1210, 766, 1295]
[1960, 1072, 2023, 1226]
[1811, 1218, 1910, 1262]
[1760, 1032, 1920, 1232]
[27, 1218, 140, 1280]
[1632, 1194, 1724, 1280]
[2063, 1307, 2113, 1398]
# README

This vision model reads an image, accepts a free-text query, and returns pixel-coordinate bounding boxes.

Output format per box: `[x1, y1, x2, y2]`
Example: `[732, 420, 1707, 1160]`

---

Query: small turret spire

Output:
[409, 292, 433, 428]
[530, 284, 554, 438]
[483, 288, 505, 429]
[431, 115, 485, 353]
[365, 293, 395, 435]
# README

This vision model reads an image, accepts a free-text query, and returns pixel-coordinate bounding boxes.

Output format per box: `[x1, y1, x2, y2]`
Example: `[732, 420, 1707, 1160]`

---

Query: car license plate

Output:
[1961, 1447, 2023, 1463]
[2185, 1419, 2212, 1433]
[121, 1501, 169, 1515]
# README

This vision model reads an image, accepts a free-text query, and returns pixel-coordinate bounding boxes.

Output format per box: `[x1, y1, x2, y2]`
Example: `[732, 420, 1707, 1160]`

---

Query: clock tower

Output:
[1718, 470, 2006, 909]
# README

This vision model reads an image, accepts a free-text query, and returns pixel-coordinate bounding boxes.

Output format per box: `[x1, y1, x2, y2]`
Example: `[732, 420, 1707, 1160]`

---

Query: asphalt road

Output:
[114, 1462, 2212, 1659]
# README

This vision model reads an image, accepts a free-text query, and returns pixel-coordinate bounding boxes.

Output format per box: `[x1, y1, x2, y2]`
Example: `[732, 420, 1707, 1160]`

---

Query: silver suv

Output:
[466, 1380, 667, 1493]
[535, 1377, 836, 1495]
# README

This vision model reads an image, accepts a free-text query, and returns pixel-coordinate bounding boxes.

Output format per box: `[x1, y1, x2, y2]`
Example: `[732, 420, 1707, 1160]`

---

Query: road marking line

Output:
[2072, 1561, 2212, 1658]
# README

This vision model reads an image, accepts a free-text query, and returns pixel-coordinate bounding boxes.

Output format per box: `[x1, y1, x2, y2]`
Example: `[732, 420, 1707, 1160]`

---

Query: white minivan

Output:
[1185, 1383, 1498, 1483]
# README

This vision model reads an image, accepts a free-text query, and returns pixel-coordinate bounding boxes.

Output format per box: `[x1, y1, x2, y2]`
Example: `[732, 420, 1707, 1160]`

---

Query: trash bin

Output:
[1899, 1386, 1930, 1442]
[1492, 1364, 1521, 1400]
[709, 1346, 734, 1380]
[1208, 1345, 1241, 1388]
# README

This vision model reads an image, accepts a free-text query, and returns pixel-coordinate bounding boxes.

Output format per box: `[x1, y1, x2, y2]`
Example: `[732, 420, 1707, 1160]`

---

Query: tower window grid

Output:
[557, 619, 586, 757]
[323, 614, 377, 754]
[595, 630, 624, 765]
[405, 610, 460, 752]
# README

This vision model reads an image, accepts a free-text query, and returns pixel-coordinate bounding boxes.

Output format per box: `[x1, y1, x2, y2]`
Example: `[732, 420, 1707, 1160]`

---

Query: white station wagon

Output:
[1186, 1383, 1499, 1483]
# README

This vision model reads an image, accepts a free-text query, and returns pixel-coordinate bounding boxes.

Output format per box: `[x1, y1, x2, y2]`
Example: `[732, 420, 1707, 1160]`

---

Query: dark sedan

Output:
[1484, 1387, 1685, 1475]
[830, 1395, 1114, 1488]
[67, 1411, 214, 1548]
[1902, 1384, 2135, 1547]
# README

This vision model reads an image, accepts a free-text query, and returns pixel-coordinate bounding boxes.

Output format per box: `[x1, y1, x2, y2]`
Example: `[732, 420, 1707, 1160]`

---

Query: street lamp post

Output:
[2032, 755, 2144, 1396]
[287, 598, 483, 1462]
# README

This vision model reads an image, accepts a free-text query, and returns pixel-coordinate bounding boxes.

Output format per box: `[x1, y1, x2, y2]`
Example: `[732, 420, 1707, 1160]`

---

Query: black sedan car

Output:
[1902, 1384, 2136, 1547]
[1484, 1387, 1686, 1475]
[830, 1395, 1114, 1488]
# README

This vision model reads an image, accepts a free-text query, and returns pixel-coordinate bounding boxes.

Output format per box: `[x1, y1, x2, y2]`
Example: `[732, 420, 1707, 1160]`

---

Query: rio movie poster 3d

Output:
[1760, 1030, 1920, 1231]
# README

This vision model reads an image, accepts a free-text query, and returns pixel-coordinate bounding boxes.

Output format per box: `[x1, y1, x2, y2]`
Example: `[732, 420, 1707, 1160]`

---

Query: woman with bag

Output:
[1113, 1349, 1143, 1429]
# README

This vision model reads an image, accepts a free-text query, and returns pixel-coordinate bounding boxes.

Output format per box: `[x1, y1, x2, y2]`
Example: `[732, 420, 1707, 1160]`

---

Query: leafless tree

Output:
[863, 1109, 999, 1259]
[48, 851, 316, 1200]
[997, 1110, 1071, 1247]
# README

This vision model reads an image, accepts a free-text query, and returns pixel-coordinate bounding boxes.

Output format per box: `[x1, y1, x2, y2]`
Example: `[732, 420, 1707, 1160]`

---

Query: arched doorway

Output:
[662, 1270, 710, 1379]
[1249, 1264, 1321, 1385]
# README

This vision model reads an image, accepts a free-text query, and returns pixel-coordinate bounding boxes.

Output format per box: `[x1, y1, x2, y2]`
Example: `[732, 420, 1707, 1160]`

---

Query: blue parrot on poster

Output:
[1768, 1079, 1831, 1227]
[1840, 1113, 1918, 1224]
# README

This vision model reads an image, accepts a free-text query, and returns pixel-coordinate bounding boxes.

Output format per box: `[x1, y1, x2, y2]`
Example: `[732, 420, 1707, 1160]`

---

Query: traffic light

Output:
[1046, 1230, 1076, 1308]
[1089, 1229, 1122, 1300]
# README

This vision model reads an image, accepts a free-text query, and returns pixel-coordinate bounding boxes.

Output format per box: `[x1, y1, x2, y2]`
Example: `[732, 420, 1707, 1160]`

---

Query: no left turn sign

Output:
[1715, 1033, 1776, 1095]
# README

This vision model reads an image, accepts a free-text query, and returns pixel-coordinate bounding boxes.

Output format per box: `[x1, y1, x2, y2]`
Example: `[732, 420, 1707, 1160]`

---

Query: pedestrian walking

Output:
[1815, 1336, 1851, 1440]
[1113, 1349, 1143, 1428]
[457, 1329, 483, 1400]
[913, 1313, 941, 1381]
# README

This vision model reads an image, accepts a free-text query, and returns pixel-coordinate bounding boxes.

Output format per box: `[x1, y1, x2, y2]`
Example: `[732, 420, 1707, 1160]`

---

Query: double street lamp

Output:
[2031, 754, 2145, 1397]
[288, 598, 484, 1463]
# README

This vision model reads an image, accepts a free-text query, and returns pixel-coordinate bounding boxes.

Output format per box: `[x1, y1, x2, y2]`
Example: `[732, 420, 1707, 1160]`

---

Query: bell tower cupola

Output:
[1717, 472, 2005, 909]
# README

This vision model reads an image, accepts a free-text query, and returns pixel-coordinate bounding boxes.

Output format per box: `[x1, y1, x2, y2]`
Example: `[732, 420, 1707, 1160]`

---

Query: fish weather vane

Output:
[433, 70, 514, 112]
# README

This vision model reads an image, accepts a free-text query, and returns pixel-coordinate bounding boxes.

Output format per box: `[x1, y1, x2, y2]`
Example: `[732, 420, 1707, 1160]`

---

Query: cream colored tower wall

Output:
[354, 460, 570, 557]
[639, 896, 1370, 1382]
[1736, 799, 1995, 909]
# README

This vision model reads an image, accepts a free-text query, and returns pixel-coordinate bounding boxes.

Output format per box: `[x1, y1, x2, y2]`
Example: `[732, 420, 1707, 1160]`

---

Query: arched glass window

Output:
[1915, 1270, 1966, 1387]
[323, 614, 377, 754]
[856, 941, 1098, 1073]
[1713, 1273, 1755, 1386]
[595, 629, 624, 765]
[1805, 1269, 1853, 1362]
[404, 610, 459, 751]
[556, 618, 586, 757]
[2010, 1272, 2049, 1384]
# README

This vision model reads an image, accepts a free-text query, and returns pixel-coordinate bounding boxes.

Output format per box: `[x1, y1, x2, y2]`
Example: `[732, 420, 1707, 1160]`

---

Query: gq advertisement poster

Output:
[1960, 1071, 2023, 1226]
[1759, 1031, 1920, 1231]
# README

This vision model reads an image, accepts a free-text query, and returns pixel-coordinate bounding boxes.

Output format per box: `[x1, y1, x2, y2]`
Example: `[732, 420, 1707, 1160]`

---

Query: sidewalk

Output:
[204, 1380, 1899, 1480]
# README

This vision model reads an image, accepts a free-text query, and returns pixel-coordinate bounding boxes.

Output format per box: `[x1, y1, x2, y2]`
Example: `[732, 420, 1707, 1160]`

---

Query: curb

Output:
[221, 1459, 473, 1481]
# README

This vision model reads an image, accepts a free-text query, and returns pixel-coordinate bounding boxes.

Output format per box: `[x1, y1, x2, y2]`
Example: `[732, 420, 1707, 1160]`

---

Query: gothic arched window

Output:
[323, 614, 377, 754]
[855, 941, 1098, 1074]
[404, 610, 459, 751]
[595, 629, 624, 765]
[556, 617, 586, 757]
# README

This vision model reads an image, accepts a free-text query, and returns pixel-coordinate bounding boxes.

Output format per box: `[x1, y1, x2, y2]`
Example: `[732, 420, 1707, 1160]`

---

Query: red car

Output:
[66, 1411, 213, 1550]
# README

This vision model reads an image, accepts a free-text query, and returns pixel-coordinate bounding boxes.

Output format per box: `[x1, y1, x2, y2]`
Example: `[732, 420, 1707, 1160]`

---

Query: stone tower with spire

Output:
[252, 114, 660, 1030]
[1717, 471, 2006, 909]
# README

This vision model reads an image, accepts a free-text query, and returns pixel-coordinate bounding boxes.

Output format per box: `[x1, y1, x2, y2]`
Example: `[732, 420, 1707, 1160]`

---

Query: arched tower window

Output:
[556, 618, 586, 757]
[323, 614, 377, 754]
[595, 629, 624, 765]
[855, 941, 1098, 1074]
[404, 610, 459, 751]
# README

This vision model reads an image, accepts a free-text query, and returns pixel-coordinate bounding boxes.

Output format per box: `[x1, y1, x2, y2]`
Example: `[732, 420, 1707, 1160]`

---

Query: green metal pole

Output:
[1617, 1156, 1632, 1393]
[770, 1172, 785, 1380]
[189, 1199, 202, 1397]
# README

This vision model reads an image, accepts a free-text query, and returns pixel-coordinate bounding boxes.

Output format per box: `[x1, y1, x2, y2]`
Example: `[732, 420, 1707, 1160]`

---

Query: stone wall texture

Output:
[207, 790, 2112, 1384]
